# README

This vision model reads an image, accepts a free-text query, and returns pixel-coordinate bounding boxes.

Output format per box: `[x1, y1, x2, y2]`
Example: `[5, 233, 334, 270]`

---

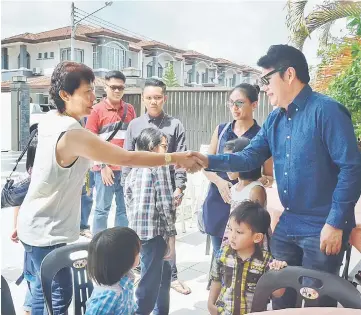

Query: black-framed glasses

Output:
[259, 67, 286, 87]
[227, 99, 245, 109]
[106, 84, 125, 92]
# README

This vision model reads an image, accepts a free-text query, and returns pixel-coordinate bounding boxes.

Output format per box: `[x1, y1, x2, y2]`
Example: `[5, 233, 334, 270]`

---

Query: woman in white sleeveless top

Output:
[222, 137, 270, 251]
[16, 61, 198, 315]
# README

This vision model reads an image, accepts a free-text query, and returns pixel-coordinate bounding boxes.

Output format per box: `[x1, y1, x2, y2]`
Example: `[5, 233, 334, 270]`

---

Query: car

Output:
[29, 103, 56, 133]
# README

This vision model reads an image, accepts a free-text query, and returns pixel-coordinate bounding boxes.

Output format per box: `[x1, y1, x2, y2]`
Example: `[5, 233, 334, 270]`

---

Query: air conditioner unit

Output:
[32, 67, 43, 75]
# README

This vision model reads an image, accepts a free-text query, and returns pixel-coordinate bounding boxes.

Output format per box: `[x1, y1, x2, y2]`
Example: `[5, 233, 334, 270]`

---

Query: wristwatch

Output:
[164, 153, 172, 165]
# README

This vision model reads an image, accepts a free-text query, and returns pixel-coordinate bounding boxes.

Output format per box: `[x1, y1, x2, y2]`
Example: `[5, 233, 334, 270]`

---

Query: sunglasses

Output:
[106, 84, 125, 92]
[259, 67, 286, 87]
[227, 99, 245, 109]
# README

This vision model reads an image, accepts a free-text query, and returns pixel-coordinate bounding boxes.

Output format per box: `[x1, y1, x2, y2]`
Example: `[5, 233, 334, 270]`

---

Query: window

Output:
[38, 53, 42, 59]
[202, 73, 206, 84]
[147, 65, 153, 78]
[128, 58, 132, 67]
[50, 52, 54, 59]
[44, 52, 48, 59]
[158, 66, 163, 78]
[196, 72, 200, 84]
[60, 48, 84, 63]
[187, 70, 192, 83]
[102, 44, 125, 70]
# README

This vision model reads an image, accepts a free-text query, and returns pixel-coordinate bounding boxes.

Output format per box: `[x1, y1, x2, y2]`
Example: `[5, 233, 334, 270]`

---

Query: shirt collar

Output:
[119, 272, 134, 289]
[227, 244, 264, 262]
[231, 119, 259, 136]
[105, 98, 124, 111]
[291, 84, 312, 110]
[145, 111, 165, 122]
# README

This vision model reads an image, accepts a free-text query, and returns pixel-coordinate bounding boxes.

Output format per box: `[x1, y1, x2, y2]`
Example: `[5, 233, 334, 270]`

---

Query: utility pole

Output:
[70, 2, 75, 61]
[70, 2, 113, 61]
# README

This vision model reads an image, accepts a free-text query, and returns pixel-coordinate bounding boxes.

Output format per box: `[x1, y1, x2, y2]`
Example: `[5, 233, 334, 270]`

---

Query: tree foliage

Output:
[162, 63, 179, 87]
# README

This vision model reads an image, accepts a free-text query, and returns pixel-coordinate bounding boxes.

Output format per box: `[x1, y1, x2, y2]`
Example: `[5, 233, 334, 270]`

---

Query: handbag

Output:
[1, 129, 38, 208]
[197, 123, 232, 234]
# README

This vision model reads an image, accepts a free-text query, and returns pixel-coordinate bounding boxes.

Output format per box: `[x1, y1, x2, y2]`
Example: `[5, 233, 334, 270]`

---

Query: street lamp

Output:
[70, 2, 113, 61]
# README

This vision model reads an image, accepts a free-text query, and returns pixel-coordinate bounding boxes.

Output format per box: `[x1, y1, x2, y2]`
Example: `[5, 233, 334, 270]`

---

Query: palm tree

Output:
[286, 0, 361, 51]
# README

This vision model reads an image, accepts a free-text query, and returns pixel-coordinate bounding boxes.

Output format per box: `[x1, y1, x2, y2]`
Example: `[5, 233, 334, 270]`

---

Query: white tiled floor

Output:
[2, 205, 361, 314]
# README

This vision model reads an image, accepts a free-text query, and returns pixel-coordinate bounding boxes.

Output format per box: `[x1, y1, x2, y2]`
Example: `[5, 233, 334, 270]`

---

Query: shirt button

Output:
[287, 136, 290, 139]
[285, 172, 288, 175]
[284, 190, 287, 193]
[286, 154, 289, 158]
[288, 118, 291, 121]
[296, 108, 299, 111]
[286, 207, 290, 210]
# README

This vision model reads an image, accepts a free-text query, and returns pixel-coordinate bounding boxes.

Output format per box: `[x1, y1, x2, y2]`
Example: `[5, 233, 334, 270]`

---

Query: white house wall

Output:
[6, 45, 20, 69]
[127, 51, 139, 69]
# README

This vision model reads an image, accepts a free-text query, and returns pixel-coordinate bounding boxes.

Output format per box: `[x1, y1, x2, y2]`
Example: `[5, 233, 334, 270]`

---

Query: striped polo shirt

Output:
[86, 98, 136, 171]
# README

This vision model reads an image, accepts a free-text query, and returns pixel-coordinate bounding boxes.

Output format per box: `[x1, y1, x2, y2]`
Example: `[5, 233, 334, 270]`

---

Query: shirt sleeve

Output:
[210, 248, 222, 282]
[206, 120, 272, 173]
[85, 108, 100, 134]
[320, 102, 361, 229]
[174, 121, 187, 191]
[121, 121, 136, 187]
[153, 166, 177, 237]
[85, 291, 118, 314]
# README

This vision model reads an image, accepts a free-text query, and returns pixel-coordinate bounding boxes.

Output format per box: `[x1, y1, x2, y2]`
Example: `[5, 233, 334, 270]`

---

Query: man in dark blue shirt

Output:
[189, 45, 361, 308]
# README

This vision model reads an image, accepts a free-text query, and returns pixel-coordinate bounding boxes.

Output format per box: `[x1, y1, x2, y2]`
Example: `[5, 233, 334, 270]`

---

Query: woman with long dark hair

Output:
[202, 84, 274, 282]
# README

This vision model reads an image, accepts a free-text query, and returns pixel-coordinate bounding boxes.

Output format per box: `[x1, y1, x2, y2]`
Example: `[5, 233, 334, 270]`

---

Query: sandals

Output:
[171, 279, 192, 295]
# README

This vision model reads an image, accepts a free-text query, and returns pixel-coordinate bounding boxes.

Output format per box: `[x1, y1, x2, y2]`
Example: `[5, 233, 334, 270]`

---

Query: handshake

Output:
[171, 151, 209, 173]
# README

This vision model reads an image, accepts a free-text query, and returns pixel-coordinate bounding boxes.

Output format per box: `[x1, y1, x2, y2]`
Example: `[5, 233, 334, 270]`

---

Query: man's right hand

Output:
[215, 179, 232, 204]
[101, 165, 114, 186]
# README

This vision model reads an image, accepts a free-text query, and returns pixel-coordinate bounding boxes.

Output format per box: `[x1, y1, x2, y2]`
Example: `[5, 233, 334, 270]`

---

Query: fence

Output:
[123, 87, 272, 150]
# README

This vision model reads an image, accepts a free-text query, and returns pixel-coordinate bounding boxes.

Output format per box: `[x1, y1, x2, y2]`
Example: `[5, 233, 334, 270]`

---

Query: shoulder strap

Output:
[216, 122, 232, 154]
[7, 129, 38, 180]
[105, 103, 129, 142]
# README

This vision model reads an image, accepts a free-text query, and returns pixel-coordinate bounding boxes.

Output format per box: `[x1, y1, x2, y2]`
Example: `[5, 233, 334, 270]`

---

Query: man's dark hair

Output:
[224, 138, 261, 180]
[49, 61, 95, 113]
[105, 70, 126, 83]
[144, 78, 166, 94]
[230, 200, 270, 234]
[136, 127, 167, 152]
[257, 44, 310, 84]
[230, 83, 260, 103]
[87, 227, 140, 286]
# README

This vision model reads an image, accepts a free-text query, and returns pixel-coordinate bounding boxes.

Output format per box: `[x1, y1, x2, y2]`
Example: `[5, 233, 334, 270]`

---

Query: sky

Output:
[0, 0, 348, 68]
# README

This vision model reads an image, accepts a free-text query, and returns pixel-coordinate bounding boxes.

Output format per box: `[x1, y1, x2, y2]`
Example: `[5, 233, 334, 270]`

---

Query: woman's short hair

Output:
[136, 127, 167, 152]
[224, 137, 262, 180]
[87, 227, 140, 286]
[49, 61, 95, 113]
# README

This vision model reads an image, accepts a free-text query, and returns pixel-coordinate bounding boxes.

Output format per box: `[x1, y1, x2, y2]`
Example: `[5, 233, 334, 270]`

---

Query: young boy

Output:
[208, 200, 286, 315]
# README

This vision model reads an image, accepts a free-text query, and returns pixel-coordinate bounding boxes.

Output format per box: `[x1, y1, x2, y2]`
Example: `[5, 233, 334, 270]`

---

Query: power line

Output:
[74, 7, 153, 41]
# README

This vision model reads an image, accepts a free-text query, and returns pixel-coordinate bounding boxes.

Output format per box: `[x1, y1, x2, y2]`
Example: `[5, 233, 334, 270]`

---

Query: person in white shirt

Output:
[16, 61, 202, 315]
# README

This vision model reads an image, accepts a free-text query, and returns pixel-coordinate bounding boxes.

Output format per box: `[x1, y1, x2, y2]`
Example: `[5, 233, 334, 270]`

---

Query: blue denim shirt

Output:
[207, 85, 361, 236]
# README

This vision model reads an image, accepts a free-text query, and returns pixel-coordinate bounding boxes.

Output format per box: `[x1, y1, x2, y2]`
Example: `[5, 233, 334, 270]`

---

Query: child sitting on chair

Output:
[86, 227, 140, 314]
[208, 201, 287, 315]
